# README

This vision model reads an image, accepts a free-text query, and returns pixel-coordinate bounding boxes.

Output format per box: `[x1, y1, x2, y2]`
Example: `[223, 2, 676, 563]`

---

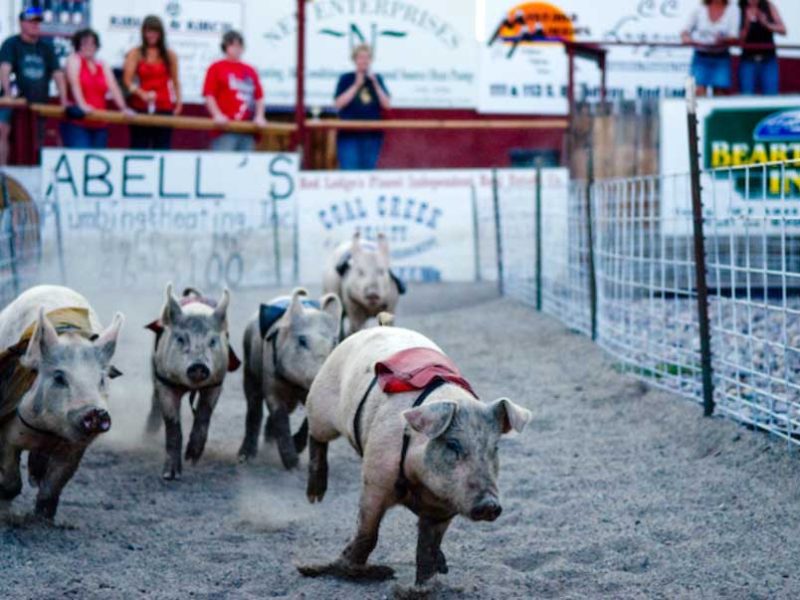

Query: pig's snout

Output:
[365, 292, 381, 304]
[81, 409, 111, 435]
[469, 496, 502, 522]
[187, 363, 211, 383]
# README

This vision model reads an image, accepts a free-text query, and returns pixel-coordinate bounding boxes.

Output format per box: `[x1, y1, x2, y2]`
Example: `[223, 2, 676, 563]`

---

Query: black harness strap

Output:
[153, 369, 216, 417]
[16, 408, 63, 440]
[395, 377, 447, 500]
[352, 375, 379, 456]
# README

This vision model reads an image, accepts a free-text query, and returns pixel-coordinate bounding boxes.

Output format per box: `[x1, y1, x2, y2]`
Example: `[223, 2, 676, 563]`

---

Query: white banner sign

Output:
[41, 148, 298, 289]
[660, 96, 800, 235]
[478, 0, 800, 113]
[90, 0, 244, 104]
[248, 0, 478, 108]
[296, 169, 481, 283]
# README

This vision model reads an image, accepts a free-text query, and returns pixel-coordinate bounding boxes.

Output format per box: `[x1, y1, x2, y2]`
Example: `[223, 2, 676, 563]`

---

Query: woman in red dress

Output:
[62, 28, 130, 148]
[123, 15, 181, 149]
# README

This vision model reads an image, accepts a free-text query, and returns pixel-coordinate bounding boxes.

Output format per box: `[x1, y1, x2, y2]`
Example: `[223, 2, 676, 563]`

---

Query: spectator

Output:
[123, 15, 181, 149]
[0, 6, 67, 165]
[681, 0, 741, 96]
[202, 30, 266, 152]
[333, 44, 390, 170]
[62, 28, 131, 149]
[738, 0, 786, 95]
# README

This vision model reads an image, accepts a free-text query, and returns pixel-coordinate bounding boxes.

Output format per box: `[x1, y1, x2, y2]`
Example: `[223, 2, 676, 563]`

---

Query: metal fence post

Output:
[686, 77, 715, 417]
[585, 147, 598, 341]
[491, 169, 504, 296]
[271, 193, 282, 286]
[470, 183, 482, 282]
[535, 159, 543, 311]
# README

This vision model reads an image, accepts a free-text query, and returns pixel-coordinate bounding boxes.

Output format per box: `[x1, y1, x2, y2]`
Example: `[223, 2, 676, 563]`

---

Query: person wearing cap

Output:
[0, 7, 67, 165]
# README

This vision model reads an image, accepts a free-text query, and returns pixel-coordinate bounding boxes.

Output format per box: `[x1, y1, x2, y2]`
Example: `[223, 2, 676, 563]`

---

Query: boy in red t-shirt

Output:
[202, 30, 266, 151]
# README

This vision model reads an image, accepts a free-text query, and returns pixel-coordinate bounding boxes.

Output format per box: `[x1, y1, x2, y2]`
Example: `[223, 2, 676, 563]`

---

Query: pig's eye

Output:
[377, 268, 386, 277]
[208, 336, 218, 349]
[53, 370, 68, 387]
[445, 438, 463, 457]
[297, 335, 309, 349]
[357, 268, 366, 277]
[174, 334, 187, 347]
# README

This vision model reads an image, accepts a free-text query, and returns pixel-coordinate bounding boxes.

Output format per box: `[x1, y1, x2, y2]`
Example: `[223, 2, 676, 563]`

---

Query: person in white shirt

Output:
[681, 0, 741, 95]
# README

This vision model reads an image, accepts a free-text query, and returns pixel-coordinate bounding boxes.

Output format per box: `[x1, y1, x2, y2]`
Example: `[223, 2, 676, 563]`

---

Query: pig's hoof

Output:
[436, 550, 448, 574]
[306, 476, 327, 503]
[162, 463, 181, 481]
[279, 451, 299, 470]
[237, 441, 257, 463]
[184, 444, 205, 464]
[297, 559, 395, 581]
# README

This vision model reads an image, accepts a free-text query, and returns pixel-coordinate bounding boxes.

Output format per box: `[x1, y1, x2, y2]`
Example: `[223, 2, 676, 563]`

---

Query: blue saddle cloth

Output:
[335, 251, 407, 295]
[259, 297, 320, 338]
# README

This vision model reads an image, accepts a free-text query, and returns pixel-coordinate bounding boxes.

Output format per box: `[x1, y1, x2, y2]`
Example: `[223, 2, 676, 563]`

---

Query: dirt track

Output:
[2, 283, 800, 599]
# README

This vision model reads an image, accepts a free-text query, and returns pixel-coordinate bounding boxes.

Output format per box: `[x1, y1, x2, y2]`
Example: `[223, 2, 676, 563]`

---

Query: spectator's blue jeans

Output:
[739, 57, 779, 95]
[211, 133, 255, 152]
[337, 134, 383, 170]
[60, 122, 108, 149]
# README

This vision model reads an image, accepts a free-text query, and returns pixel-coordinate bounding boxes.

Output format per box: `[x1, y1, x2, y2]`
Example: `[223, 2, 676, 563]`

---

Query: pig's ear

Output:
[161, 283, 182, 326]
[491, 398, 532, 434]
[350, 231, 362, 256]
[287, 288, 309, 324]
[94, 312, 125, 366]
[213, 288, 231, 326]
[377, 232, 390, 258]
[21, 307, 59, 369]
[403, 400, 457, 439]
[320, 293, 342, 324]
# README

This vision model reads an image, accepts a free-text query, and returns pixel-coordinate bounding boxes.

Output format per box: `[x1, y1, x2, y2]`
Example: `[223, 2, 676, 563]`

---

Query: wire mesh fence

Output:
[499, 159, 800, 448]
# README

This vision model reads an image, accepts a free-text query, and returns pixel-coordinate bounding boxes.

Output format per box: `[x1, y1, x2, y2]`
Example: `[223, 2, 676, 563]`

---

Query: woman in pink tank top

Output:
[62, 28, 131, 148]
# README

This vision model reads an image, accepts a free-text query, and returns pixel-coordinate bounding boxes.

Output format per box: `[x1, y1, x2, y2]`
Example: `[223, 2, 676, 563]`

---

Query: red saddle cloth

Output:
[145, 295, 240, 372]
[375, 347, 477, 397]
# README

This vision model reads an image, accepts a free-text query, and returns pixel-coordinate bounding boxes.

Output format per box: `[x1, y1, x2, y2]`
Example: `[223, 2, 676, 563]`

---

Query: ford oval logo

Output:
[753, 110, 800, 142]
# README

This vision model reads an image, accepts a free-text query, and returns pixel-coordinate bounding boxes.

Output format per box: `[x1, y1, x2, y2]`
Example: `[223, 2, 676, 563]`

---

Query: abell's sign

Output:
[705, 107, 800, 199]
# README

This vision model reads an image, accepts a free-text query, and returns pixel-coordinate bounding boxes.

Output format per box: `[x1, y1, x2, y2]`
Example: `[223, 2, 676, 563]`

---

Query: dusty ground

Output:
[1, 282, 799, 599]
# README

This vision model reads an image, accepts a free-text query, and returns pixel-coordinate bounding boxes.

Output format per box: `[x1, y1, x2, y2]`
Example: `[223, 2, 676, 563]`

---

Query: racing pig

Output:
[299, 324, 531, 586]
[145, 284, 239, 480]
[0, 285, 124, 518]
[238, 288, 342, 469]
[322, 232, 405, 336]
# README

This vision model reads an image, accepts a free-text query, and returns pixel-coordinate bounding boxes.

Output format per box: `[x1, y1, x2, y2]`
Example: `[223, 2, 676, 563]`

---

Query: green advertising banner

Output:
[704, 106, 800, 199]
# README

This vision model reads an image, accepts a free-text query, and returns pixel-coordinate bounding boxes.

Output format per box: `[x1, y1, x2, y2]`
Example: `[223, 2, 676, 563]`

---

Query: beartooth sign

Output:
[296, 170, 480, 283]
[660, 96, 800, 236]
[477, 0, 800, 113]
[90, 0, 242, 103]
[40, 149, 298, 289]
[705, 107, 800, 199]
[247, 0, 477, 108]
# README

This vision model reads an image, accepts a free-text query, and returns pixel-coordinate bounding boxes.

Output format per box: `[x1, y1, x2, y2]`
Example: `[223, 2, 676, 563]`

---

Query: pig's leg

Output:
[346, 303, 369, 336]
[0, 443, 22, 501]
[415, 517, 452, 585]
[145, 389, 162, 434]
[157, 382, 184, 480]
[238, 368, 263, 462]
[27, 450, 49, 487]
[306, 437, 328, 502]
[266, 394, 298, 469]
[34, 448, 86, 519]
[185, 385, 222, 464]
[298, 485, 395, 580]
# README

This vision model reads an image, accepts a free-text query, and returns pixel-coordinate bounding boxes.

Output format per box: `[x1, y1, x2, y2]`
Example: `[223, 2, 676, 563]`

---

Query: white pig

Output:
[323, 232, 403, 336]
[238, 288, 342, 469]
[0, 285, 124, 518]
[299, 325, 531, 586]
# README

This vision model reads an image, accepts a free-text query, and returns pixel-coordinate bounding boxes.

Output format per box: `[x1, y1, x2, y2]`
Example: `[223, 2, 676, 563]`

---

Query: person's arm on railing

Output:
[0, 62, 12, 98]
[205, 95, 228, 125]
[763, 2, 786, 36]
[334, 72, 364, 111]
[122, 48, 153, 107]
[168, 49, 182, 115]
[103, 62, 133, 114]
[253, 97, 267, 127]
[65, 54, 92, 112]
[680, 7, 698, 45]
[53, 70, 67, 106]
[369, 73, 391, 110]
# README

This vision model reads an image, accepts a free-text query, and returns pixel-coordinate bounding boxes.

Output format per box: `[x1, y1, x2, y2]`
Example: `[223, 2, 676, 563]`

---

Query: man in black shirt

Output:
[333, 44, 391, 170]
[0, 7, 66, 165]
